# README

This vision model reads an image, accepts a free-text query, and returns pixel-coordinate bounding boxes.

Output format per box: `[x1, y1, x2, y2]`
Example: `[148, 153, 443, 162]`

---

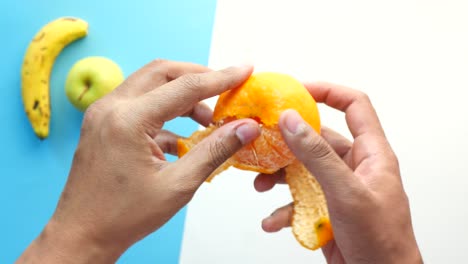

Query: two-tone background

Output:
[1, 1, 467, 263]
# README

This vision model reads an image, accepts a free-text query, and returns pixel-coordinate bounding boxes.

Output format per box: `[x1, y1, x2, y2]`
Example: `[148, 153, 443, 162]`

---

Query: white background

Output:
[181, 1, 468, 263]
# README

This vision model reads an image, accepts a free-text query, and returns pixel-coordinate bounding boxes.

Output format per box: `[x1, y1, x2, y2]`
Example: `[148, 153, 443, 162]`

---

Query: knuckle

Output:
[81, 101, 105, 135]
[207, 139, 232, 171]
[179, 73, 203, 89]
[82, 105, 98, 126]
[148, 59, 170, 81]
[171, 181, 197, 202]
[355, 90, 371, 103]
[101, 107, 131, 138]
[150, 58, 169, 68]
[387, 150, 400, 169]
[302, 135, 334, 161]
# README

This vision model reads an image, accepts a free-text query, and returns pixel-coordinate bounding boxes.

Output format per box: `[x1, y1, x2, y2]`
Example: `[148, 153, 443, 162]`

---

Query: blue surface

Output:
[0, 1, 217, 262]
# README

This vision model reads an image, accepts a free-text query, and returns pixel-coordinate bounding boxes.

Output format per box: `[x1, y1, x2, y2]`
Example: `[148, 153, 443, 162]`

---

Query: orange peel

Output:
[177, 72, 333, 250]
[285, 160, 333, 249]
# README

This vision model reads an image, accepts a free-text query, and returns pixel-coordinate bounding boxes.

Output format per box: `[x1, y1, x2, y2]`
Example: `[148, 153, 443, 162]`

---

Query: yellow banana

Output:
[21, 17, 88, 139]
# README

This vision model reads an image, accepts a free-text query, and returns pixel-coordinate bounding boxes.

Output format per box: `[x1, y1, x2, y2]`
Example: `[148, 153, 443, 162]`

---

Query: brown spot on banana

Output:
[40, 46, 47, 51]
[62, 17, 78, 21]
[33, 100, 39, 110]
[33, 32, 45, 42]
[41, 80, 47, 85]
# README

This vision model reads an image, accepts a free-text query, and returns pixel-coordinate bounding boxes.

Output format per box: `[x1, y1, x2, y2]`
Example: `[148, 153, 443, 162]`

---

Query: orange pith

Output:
[177, 72, 332, 250]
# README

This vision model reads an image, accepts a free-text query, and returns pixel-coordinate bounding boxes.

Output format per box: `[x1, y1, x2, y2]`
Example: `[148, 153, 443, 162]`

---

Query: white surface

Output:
[180, 1, 468, 263]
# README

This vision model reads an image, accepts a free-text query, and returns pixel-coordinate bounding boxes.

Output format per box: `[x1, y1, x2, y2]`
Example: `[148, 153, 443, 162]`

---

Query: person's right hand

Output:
[254, 82, 422, 263]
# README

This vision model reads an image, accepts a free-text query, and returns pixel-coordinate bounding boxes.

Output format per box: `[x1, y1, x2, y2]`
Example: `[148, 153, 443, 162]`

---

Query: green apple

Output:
[65, 56, 124, 111]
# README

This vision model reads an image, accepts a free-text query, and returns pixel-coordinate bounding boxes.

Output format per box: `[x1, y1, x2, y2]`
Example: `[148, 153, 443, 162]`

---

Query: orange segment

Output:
[285, 160, 333, 250]
[230, 125, 295, 173]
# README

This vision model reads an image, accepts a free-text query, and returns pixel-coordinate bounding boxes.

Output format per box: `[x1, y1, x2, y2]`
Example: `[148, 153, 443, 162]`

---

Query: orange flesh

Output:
[230, 124, 294, 173]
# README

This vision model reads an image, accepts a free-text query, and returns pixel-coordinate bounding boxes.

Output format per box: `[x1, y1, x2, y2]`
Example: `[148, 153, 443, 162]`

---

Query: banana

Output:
[21, 17, 88, 139]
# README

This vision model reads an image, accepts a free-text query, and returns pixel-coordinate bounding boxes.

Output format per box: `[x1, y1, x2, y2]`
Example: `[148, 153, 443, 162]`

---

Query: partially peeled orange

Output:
[177, 72, 332, 250]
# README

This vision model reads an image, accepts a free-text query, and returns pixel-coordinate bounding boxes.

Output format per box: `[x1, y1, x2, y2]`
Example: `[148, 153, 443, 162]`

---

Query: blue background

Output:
[0, 0, 216, 262]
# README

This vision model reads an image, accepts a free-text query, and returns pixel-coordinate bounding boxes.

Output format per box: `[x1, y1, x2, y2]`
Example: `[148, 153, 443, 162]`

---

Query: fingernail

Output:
[284, 109, 306, 134]
[236, 123, 260, 145]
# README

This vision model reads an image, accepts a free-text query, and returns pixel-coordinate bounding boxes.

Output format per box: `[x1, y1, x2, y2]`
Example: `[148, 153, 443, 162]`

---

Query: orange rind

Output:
[177, 72, 333, 250]
[285, 160, 333, 249]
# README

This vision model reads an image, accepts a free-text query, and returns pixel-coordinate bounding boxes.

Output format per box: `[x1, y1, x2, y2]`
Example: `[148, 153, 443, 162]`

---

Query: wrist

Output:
[16, 218, 124, 264]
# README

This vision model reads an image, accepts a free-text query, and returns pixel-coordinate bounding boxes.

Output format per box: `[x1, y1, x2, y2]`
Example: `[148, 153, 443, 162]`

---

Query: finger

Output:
[305, 82, 395, 169]
[134, 65, 253, 131]
[253, 170, 285, 192]
[114, 59, 211, 98]
[181, 101, 213, 127]
[261, 203, 293, 233]
[154, 130, 180, 155]
[304, 82, 386, 141]
[320, 127, 352, 158]
[167, 118, 260, 190]
[254, 128, 352, 192]
[279, 109, 366, 200]
[254, 127, 352, 191]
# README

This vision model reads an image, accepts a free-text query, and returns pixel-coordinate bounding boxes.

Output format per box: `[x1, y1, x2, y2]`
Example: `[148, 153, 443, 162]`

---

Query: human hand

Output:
[17, 60, 260, 263]
[254, 82, 422, 263]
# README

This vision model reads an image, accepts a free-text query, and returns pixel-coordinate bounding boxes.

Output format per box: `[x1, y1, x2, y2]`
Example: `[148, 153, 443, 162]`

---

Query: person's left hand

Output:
[17, 60, 259, 263]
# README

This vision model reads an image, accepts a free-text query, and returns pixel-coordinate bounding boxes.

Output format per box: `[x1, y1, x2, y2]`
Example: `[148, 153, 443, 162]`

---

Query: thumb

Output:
[279, 109, 363, 199]
[171, 119, 260, 190]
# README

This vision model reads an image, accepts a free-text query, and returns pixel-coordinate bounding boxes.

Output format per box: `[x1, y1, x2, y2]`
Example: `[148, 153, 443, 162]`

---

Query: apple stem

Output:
[77, 80, 91, 101]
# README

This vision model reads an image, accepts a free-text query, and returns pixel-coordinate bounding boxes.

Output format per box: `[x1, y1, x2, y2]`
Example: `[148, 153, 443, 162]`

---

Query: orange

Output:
[177, 72, 332, 250]
[212, 72, 321, 174]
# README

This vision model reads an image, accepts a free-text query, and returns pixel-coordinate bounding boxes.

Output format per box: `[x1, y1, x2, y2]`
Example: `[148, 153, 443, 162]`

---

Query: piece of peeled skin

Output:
[285, 159, 333, 250]
[177, 125, 333, 250]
